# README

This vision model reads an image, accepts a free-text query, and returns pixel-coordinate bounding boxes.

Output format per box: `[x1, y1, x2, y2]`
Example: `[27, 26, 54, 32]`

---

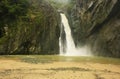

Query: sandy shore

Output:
[0, 59, 120, 79]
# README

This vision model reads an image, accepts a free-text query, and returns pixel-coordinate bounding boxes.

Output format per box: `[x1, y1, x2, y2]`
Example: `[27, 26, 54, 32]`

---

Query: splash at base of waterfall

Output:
[59, 13, 92, 56]
[60, 46, 92, 56]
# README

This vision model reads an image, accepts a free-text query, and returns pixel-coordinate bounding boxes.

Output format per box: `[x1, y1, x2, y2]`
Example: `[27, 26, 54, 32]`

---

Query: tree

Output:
[0, 0, 29, 24]
[0, 0, 29, 37]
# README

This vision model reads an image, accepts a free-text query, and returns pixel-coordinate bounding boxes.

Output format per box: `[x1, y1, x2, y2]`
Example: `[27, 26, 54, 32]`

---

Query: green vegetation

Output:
[0, 0, 60, 55]
[45, 0, 67, 9]
[0, 0, 29, 37]
[0, 0, 29, 25]
[45, 0, 75, 11]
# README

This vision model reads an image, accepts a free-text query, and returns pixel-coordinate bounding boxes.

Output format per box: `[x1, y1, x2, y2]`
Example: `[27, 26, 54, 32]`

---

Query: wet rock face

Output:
[70, 0, 120, 57]
[0, 0, 60, 55]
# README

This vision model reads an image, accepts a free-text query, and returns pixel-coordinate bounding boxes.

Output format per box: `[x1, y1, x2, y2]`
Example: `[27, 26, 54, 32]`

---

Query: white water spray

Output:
[59, 13, 91, 56]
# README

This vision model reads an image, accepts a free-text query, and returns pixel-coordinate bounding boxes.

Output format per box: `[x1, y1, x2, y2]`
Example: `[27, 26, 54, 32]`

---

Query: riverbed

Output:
[0, 55, 120, 79]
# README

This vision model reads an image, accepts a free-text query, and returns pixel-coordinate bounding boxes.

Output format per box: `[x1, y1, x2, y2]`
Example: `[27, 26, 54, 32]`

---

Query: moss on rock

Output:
[0, 0, 60, 55]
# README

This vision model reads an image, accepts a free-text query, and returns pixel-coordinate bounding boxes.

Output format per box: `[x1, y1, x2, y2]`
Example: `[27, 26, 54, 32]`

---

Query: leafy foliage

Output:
[0, 0, 29, 37]
[0, 0, 29, 24]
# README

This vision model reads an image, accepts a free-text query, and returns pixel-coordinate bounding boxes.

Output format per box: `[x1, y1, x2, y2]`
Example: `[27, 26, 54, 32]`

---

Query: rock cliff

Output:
[69, 0, 120, 57]
[0, 0, 60, 55]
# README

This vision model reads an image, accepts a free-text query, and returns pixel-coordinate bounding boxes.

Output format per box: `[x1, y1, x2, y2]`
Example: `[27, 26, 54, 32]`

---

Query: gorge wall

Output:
[69, 0, 120, 57]
[0, 0, 120, 57]
[0, 0, 60, 55]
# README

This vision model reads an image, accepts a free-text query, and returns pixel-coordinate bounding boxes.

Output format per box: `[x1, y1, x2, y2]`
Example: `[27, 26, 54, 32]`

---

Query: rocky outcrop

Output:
[70, 0, 120, 57]
[0, 0, 60, 55]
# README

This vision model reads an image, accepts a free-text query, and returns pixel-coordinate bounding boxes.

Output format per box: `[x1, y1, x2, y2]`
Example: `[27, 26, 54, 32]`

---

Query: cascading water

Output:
[59, 13, 91, 56]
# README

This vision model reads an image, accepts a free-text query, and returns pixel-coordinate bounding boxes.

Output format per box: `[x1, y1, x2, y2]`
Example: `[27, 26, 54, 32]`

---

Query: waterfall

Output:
[59, 13, 91, 56]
